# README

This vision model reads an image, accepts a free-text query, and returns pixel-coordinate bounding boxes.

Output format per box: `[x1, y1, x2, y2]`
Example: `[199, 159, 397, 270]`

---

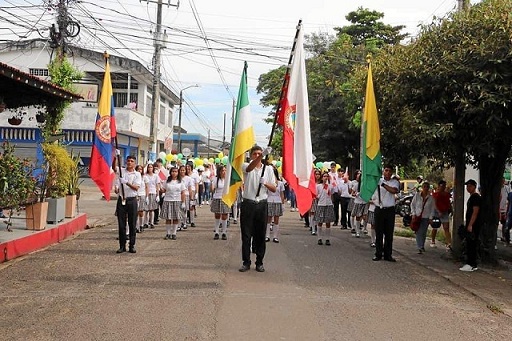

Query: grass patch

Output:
[487, 303, 504, 314]
[395, 228, 415, 238]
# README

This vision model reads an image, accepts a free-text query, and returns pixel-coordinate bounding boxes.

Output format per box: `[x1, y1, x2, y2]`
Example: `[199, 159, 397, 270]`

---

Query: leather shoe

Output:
[372, 256, 382, 261]
[384, 257, 396, 262]
[116, 248, 126, 254]
[128, 248, 136, 253]
[255, 264, 265, 272]
[239, 264, 250, 272]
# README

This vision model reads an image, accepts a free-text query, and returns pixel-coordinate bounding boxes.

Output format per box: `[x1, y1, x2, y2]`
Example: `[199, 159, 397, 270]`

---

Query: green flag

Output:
[360, 60, 382, 202]
[222, 62, 255, 206]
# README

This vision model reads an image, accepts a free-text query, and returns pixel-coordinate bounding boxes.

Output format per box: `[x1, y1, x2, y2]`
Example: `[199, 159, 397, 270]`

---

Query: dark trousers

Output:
[154, 193, 163, 223]
[332, 194, 341, 224]
[301, 211, 310, 227]
[117, 197, 138, 249]
[374, 206, 395, 259]
[198, 184, 204, 206]
[340, 197, 350, 228]
[240, 200, 267, 266]
[465, 228, 480, 267]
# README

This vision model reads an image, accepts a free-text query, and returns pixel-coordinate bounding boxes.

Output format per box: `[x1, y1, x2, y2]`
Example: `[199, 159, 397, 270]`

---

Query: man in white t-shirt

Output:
[373, 165, 399, 262]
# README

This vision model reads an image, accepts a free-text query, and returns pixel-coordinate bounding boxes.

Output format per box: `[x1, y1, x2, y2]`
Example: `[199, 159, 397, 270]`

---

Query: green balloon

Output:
[316, 162, 323, 169]
[177, 153, 183, 159]
[276, 161, 282, 167]
[214, 157, 220, 164]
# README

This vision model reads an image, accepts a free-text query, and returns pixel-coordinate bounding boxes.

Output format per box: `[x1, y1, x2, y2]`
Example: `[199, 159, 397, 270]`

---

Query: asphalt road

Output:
[1, 183, 511, 340]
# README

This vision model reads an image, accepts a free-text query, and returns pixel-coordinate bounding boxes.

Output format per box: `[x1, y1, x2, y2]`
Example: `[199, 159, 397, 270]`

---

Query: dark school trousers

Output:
[240, 199, 267, 266]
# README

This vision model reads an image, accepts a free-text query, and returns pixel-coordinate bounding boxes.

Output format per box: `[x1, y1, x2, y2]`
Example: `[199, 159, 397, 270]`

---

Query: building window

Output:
[159, 104, 165, 124]
[168, 109, 173, 127]
[29, 68, 49, 77]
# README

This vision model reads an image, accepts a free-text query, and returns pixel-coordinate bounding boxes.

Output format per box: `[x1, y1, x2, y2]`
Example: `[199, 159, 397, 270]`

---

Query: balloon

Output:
[177, 153, 183, 159]
[222, 156, 228, 164]
[336, 163, 341, 170]
[165, 154, 173, 161]
[214, 157, 220, 164]
[203, 158, 209, 165]
[172, 154, 177, 161]
[316, 162, 323, 169]
[218, 152, 224, 159]
[271, 160, 277, 166]
[158, 152, 166, 160]
[277, 166, 282, 173]
[276, 161, 282, 167]
[196, 158, 203, 166]
[323, 161, 331, 169]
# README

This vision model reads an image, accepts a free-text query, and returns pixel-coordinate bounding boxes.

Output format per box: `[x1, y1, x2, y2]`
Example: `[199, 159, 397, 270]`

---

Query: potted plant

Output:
[65, 152, 83, 218]
[0, 143, 37, 231]
[42, 142, 73, 224]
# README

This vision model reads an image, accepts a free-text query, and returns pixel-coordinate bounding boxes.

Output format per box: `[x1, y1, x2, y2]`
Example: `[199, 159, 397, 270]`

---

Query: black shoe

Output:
[272, 238, 279, 243]
[255, 264, 265, 272]
[317, 239, 323, 245]
[171, 234, 177, 240]
[333, 223, 338, 226]
[384, 257, 397, 262]
[129, 248, 136, 253]
[190, 223, 196, 227]
[116, 248, 126, 254]
[239, 264, 250, 272]
[214, 233, 220, 240]
[372, 256, 382, 261]
[265, 237, 270, 242]
[221, 234, 227, 240]
[164, 234, 170, 240]
[325, 240, 331, 246]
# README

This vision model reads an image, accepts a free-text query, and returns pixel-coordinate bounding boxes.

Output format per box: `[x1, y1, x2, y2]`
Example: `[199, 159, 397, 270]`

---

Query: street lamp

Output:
[177, 84, 199, 153]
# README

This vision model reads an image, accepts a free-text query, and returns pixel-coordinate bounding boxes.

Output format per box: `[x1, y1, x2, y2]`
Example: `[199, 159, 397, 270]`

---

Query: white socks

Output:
[266, 223, 271, 238]
[172, 224, 178, 235]
[371, 228, 376, 243]
[213, 219, 220, 234]
[325, 227, 331, 239]
[273, 224, 279, 239]
[166, 224, 172, 235]
[221, 219, 228, 234]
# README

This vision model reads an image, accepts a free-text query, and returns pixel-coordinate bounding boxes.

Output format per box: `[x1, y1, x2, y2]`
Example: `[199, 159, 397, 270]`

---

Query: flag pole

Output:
[256, 19, 303, 197]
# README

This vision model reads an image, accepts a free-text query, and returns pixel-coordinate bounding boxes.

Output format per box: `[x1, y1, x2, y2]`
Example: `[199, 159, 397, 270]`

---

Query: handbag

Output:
[410, 194, 428, 232]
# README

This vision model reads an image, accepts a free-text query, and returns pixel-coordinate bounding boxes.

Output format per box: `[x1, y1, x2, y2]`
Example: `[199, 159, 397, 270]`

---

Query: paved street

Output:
[1, 180, 512, 340]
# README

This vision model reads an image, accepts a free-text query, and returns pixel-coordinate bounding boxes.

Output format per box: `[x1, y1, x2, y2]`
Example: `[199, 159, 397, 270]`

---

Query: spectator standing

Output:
[432, 180, 452, 249]
[411, 181, 434, 254]
[459, 179, 482, 272]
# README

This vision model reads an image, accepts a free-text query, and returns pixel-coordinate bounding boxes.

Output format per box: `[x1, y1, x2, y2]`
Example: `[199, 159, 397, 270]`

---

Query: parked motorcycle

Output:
[395, 192, 414, 227]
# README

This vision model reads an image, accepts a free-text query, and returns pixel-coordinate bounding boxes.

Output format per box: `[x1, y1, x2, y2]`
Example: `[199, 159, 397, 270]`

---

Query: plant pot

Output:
[35, 113, 46, 123]
[65, 194, 77, 218]
[47, 197, 65, 224]
[26, 201, 49, 230]
[8, 117, 22, 126]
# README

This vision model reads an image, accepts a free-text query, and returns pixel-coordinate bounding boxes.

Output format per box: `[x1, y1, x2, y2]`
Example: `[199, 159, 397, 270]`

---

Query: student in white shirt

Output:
[143, 163, 160, 229]
[315, 171, 336, 246]
[210, 165, 231, 240]
[160, 166, 186, 240]
[266, 166, 285, 243]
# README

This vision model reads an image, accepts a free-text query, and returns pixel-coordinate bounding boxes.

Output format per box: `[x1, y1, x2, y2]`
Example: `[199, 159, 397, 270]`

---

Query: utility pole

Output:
[143, 0, 178, 161]
[457, 0, 470, 11]
[207, 129, 210, 159]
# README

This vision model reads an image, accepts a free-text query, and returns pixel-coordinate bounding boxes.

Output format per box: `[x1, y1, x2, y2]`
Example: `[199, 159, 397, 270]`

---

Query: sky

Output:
[0, 0, 481, 147]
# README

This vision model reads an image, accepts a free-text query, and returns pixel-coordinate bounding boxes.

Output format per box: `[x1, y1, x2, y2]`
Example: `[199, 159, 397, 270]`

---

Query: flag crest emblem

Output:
[95, 116, 112, 143]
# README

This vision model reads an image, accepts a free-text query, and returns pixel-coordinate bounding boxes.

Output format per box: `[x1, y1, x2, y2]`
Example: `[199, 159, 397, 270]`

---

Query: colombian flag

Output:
[89, 55, 116, 200]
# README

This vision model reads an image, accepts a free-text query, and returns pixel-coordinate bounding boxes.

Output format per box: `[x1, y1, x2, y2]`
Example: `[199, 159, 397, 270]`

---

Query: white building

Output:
[0, 39, 179, 166]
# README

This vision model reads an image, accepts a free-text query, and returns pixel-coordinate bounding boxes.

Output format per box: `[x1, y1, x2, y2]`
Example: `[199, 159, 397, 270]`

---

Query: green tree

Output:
[371, 0, 512, 262]
[335, 7, 407, 47]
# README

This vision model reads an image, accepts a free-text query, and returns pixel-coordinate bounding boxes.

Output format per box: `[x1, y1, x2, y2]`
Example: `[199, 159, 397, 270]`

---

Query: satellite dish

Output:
[182, 147, 191, 157]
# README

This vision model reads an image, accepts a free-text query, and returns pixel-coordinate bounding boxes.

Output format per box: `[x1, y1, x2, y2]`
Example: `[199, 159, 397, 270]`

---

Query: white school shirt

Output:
[163, 180, 186, 202]
[376, 177, 400, 208]
[144, 173, 159, 195]
[182, 175, 192, 197]
[268, 180, 285, 203]
[211, 177, 225, 199]
[316, 182, 336, 206]
[137, 174, 146, 196]
[117, 169, 142, 198]
[242, 163, 276, 201]
[337, 179, 351, 198]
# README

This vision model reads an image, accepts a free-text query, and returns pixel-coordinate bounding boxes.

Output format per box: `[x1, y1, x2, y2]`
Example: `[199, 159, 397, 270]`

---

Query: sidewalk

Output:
[0, 178, 115, 263]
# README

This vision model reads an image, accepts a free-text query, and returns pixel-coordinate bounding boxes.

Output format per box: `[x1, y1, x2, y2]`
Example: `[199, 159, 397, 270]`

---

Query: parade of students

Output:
[266, 165, 285, 243]
[143, 163, 160, 229]
[160, 166, 187, 240]
[210, 164, 230, 240]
